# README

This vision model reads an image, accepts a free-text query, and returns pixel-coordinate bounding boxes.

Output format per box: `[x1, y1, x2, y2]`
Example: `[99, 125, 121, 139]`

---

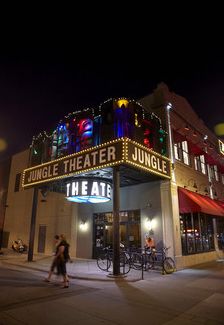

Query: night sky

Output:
[0, 41, 224, 161]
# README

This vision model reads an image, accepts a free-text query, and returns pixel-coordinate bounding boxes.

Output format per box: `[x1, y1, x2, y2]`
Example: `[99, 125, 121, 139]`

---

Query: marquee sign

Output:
[126, 139, 170, 177]
[22, 138, 171, 188]
[66, 178, 112, 203]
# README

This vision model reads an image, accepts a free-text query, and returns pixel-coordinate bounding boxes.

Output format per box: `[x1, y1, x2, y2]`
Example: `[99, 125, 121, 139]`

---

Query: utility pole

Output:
[27, 186, 38, 262]
[112, 166, 120, 275]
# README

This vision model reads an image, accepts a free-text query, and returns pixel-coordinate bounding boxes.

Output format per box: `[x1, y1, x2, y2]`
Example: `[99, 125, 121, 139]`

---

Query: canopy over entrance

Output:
[22, 138, 171, 188]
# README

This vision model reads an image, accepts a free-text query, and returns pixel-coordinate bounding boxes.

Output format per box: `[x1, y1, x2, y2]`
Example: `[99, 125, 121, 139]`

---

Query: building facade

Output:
[0, 157, 11, 250]
[2, 84, 224, 269]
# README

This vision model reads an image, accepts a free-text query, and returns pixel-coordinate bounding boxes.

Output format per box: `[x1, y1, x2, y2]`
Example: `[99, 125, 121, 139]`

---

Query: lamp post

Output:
[166, 102, 176, 183]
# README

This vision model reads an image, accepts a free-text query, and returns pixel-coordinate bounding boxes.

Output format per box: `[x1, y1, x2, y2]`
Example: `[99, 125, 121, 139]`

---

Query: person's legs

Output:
[62, 274, 69, 288]
[60, 262, 69, 288]
[45, 259, 56, 282]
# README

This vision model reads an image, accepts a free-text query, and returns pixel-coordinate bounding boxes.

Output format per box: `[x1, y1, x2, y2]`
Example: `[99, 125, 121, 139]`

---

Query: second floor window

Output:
[221, 174, 224, 185]
[210, 165, 219, 182]
[194, 155, 207, 175]
[174, 140, 190, 165]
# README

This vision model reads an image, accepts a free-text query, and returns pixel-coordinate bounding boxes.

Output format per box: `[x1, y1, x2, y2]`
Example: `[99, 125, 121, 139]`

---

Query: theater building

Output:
[2, 83, 224, 269]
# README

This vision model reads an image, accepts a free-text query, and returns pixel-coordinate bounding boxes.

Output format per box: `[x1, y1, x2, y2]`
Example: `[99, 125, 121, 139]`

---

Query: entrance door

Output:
[93, 210, 140, 258]
[38, 225, 46, 253]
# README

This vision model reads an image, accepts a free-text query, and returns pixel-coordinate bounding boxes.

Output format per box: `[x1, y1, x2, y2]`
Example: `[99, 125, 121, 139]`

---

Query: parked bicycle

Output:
[119, 245, 143, 270]
[142, 246, 176, 274]
[96, 245, 132, 274]
[97, 246, 113, 271]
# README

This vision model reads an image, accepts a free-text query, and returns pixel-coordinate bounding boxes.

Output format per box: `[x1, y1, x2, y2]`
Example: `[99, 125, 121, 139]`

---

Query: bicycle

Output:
[119, 246, 143, 270]
[96, 246, 131, 274]
[142, 246, 176, 274]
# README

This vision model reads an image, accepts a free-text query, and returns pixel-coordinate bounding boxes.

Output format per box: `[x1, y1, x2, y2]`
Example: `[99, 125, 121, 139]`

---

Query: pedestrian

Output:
[145, 236, 156, 250]
[44, 235, 60, 282]
[56, 234, 70, 288]
[144, 236, 157, 261]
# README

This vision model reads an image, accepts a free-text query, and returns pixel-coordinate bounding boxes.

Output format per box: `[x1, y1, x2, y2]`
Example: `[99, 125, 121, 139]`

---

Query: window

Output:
[14, 173, 21, 192]
[182, 141, 190, 165]
[216, 218, 224, 249]
[174, 140, 190, 165]
[76, 118, 93, 151]
[221, 174, 224, 185]
[194, 155, 207, 174]
[214, 165, 219, 182]
[209, 165, 219, 182]
[180, 212, 214, 255]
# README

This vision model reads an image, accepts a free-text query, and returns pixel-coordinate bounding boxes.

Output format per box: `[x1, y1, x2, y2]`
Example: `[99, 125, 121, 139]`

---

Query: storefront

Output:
[2, 84, 224, 270]
[178, 187, 224, 255]
[18, 98, 171, 272]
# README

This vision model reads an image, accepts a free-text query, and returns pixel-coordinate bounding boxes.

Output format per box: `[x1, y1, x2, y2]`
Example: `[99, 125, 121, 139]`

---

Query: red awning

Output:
[178, 187, 224, 217]
[215, 199, 224, 211]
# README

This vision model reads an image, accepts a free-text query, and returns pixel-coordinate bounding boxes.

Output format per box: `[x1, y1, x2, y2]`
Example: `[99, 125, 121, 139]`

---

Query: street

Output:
[0, 256, 224, 324]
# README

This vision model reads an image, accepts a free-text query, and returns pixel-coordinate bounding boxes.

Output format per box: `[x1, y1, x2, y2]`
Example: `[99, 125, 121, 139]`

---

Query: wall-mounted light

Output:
[79, 220, 88, 231]
[145, 217, 154, 235]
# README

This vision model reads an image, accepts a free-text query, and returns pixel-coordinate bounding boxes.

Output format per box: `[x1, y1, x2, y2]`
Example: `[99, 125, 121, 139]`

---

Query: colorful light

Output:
[66, 195, 111, 203]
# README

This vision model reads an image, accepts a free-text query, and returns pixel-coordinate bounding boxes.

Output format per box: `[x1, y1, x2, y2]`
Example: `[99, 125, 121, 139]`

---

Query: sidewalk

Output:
[0, 249, 148, 282]
[1, 248, 224, 283]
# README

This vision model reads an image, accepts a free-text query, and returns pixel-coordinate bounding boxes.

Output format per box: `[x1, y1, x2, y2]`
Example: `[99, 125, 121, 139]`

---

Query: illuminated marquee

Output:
[219, 140, 224, 156]
[23, 139, 124, 187]
[22, 138, 171, 188]
[66, 178, 112, 203]
[125, 139, 170, 177]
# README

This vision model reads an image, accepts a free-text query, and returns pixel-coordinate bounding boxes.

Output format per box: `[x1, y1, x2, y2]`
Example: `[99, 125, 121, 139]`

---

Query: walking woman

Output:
[44, 235, 60, 282]
[56, 234, 70, 288]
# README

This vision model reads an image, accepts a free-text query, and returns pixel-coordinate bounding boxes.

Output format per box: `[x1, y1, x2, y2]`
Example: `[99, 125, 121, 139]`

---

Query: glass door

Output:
[92, 210, 140, 258]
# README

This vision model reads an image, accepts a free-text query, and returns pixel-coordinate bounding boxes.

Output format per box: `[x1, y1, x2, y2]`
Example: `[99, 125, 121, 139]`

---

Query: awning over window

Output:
[178, 187, 224, 217]
[215, 199, 224, 211]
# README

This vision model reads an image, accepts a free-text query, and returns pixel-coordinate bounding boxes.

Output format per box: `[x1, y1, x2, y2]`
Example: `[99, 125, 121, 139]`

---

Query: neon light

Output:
[66, 196, 110, 203]
[117, 99, 129, 108]
[66, 178, 112, 204]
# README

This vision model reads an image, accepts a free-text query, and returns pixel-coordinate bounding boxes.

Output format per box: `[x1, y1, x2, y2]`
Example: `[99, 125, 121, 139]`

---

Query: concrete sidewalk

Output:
[0, 249, 148, 282]
[1, 249, 224, 283]
[1, 248, 224, 286]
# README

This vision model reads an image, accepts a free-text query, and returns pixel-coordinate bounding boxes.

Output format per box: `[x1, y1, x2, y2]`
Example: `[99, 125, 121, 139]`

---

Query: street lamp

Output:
[166, 102, 176, 182]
